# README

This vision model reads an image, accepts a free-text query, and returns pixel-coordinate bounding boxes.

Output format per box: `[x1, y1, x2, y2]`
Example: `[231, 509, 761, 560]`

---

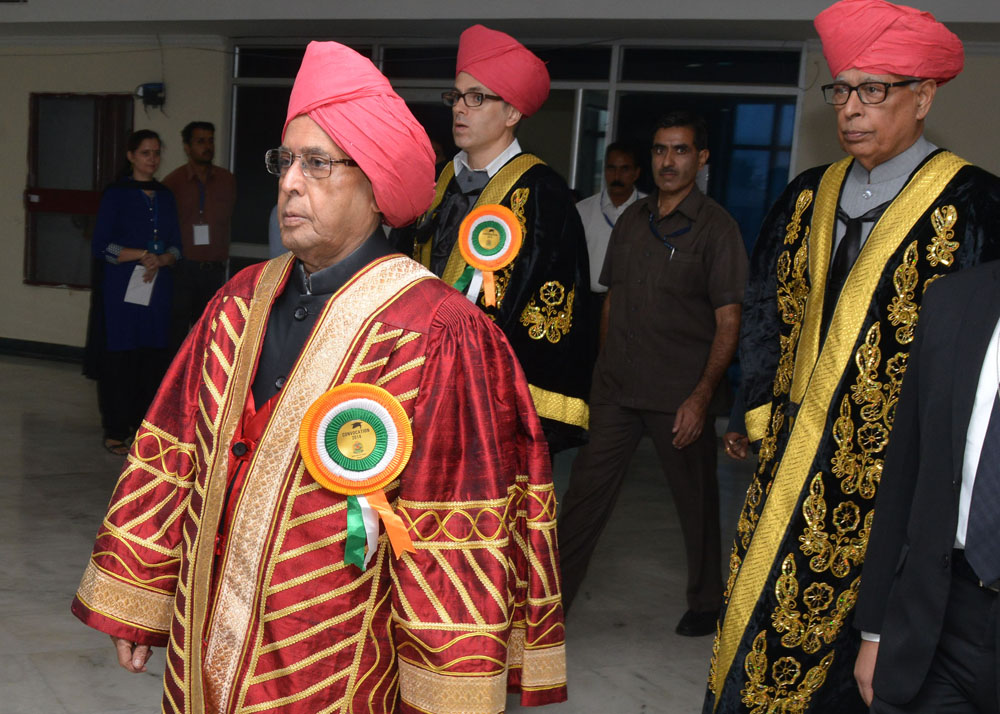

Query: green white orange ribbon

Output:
[299, 383, 415, 570]
[457, 204, 523, 306]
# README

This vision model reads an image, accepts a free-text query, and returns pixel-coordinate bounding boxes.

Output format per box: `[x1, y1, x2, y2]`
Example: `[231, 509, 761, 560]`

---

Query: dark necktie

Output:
[965, 392, 1000, 586]
[821, 200, 891, 338]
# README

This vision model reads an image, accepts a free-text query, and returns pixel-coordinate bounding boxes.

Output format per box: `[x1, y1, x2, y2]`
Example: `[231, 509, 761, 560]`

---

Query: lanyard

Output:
[197, 177, 206, 217]
[601, 208, 616, 229]
[647, 211, 690, 259]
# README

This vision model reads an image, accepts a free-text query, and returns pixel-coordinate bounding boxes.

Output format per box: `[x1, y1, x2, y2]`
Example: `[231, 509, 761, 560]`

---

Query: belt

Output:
[952, 548, 1000, 593]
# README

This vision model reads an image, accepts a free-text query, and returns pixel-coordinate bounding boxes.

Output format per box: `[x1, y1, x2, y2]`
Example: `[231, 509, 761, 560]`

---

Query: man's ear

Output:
[504, 104, 523, 129]
[697, 148, 710, 170]
[914, 79, 937, 121]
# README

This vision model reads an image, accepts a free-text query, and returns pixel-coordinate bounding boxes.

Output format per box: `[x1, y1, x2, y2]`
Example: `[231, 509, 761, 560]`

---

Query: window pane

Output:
[235, 47, 306, 79]
[733, 104, 775, 146]
[778, 103, 796, 146]
[532, 47, 611, 81]
[232, 86, 292, 246]
[576, 91, 609, 195]
[621, 49, 799, 85]
[383, 47, 457, 80]
[726, 149, 770, 247]
[37, 96, 95, 190]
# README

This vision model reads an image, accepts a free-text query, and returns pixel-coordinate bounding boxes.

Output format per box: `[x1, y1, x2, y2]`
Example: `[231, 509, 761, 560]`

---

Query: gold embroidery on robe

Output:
[927, 204, 959, 267]
[511, 187, 530, 237]
[520, 281, 574, 343]
[775, 242, 809, 397]
[741, 629, 835, 713]
[888, 241, 920, 345]
[784, 189, 814, 245]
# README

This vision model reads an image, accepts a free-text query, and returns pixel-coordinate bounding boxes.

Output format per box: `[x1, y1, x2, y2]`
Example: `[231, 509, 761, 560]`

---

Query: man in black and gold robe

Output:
[707, 1, 1000, 712]
[393, 24, 592, 453]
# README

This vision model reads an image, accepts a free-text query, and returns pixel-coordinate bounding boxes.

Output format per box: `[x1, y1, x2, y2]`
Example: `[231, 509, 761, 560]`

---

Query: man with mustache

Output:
[706, 1, 1000, 711]
[162, 121, 236, 352]
[558, 111, 747, 638]
[575, 142, 645, 345]
[396, 24, 593, 455]
[71, 41, 566, 714]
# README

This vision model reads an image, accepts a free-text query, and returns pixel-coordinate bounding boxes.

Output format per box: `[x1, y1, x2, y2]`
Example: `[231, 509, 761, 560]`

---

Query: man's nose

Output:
[279, 158, 306, 192]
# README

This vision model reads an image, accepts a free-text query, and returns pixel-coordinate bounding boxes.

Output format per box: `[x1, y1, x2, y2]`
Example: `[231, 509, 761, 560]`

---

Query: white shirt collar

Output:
[453, 139, 522, 179]
[599, 187, 642, 216]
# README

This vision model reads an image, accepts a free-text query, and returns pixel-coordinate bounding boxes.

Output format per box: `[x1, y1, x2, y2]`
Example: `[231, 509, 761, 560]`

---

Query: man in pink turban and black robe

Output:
[393, 25, 594, 455]
[707, 1, 1000, 712]
[71, 41, 567, 714]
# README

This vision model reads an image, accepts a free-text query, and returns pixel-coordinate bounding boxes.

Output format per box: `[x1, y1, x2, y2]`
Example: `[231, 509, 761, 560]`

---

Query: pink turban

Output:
[283, 42, 435, 228]
[456, 25, 550, 117]
[815, 0, 964, 84]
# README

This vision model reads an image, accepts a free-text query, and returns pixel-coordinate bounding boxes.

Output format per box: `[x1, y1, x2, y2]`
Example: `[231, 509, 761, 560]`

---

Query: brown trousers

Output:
[557, 397, 723, 614]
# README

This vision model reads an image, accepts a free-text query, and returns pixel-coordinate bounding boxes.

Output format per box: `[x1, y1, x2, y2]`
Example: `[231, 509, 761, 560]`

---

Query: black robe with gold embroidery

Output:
[705, 150, 1000, 714]
[393, 154, 593, 453]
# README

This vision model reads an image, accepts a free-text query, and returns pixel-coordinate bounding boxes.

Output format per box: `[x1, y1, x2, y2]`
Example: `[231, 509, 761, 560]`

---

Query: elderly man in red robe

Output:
[71, 41, 567, 714]
[707, 1, 1000, 712]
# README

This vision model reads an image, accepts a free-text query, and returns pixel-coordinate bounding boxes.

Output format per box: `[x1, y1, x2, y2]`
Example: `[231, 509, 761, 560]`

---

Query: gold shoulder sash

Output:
[414, 163, 457, 268]
[439, 154, 544, 287]
[189, 254, 435, 713]
[712, 150, 969, 706]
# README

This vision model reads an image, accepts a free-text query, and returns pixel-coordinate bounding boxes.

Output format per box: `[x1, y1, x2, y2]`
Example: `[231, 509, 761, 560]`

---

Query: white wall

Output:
[1, 38, 230, 348]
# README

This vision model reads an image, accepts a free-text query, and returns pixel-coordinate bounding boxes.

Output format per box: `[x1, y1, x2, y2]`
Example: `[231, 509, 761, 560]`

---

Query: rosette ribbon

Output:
[299, 383, 416, 570]
[456, 204, 523, 307]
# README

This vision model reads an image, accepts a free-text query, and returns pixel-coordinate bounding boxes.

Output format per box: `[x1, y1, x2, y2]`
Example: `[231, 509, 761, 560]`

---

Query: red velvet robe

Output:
[72, 253, 567, 713]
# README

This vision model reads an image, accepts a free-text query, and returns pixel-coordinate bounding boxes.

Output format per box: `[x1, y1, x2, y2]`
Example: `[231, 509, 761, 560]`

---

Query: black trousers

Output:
[557, 397, 723, 614]
[871, 561, 999, 714]
[97, 348, 170, 442]
[170, 260, 225, 352]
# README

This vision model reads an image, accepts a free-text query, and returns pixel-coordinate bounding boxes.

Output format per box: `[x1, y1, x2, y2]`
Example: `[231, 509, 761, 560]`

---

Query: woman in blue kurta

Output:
[92, 130, 181, 454]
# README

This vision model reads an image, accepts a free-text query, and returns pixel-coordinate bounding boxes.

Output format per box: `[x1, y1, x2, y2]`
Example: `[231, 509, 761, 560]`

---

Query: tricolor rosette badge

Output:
[456, 204, 523, 306]
[299, 383, 415, 570]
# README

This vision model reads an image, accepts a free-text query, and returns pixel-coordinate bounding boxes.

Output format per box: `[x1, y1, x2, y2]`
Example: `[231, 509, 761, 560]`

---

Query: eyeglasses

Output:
[821, 80, 919, 106]
[441, 90, 504, 108]
[264, 148, 359, 178]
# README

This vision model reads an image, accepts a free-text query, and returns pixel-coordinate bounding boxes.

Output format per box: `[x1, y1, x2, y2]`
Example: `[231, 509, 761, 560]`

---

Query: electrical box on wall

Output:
[135, 82, 165, 108]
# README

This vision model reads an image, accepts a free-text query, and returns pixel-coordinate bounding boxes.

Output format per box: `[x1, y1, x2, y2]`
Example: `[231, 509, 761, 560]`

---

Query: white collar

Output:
[453, 139, 522, 179]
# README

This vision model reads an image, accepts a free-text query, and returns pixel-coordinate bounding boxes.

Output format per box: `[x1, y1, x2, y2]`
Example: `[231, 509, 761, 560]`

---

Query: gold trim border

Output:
[744, 402, 772, 444]
[188, 252, 293, 712]
[527, 384, 589, 429]
[712, 152, 969, 704]
[789, 157, 850, 405]
[77, 561, 174, 633]
[398, 659, 506, 714]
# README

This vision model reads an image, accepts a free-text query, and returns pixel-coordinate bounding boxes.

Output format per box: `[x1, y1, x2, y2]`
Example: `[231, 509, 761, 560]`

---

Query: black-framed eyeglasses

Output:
[821, 80, 919, 106]
[264, 148, 358, 178]
[441, 90, 504, 108]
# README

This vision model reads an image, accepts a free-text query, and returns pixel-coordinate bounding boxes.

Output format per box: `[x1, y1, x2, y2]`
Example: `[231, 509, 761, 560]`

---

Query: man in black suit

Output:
[855, 260, 1000, 712]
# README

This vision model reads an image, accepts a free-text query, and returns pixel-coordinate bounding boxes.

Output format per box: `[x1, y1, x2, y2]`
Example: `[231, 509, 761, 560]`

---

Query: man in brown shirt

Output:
[162, 121, 237, 350]
[558, 110, 747, 636]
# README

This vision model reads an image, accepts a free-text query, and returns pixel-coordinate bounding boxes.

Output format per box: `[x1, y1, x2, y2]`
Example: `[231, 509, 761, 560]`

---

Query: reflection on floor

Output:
[0, 355, 754, 714]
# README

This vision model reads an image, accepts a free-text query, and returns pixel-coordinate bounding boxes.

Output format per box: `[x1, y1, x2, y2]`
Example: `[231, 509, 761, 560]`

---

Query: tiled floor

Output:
[1, 354, 754, 713]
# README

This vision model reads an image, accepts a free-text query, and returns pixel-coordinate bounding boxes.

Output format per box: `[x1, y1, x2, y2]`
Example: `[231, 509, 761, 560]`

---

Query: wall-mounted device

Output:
[135, 82, 165, 108]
